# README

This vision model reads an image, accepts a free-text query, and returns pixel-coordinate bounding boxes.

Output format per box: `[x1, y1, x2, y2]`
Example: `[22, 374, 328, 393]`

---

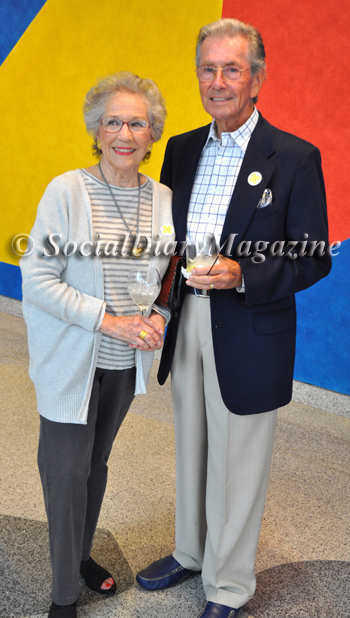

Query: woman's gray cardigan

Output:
[20, 170, 174, 424]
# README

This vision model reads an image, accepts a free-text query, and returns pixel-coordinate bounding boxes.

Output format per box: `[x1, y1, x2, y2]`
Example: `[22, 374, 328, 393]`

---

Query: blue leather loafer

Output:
[197, 602, 241, 618]
[136, 554, 199, 590]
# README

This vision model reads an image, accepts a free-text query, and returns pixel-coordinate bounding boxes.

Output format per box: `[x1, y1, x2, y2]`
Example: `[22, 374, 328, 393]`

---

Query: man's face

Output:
[198, 35, 265, 135]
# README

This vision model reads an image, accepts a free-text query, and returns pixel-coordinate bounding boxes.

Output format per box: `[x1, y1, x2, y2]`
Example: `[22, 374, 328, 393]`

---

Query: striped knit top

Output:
[82, 169, 153, 370]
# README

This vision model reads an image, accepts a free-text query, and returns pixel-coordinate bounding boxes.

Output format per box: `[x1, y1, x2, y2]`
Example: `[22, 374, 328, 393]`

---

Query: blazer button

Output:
[173, 311, 178, 318]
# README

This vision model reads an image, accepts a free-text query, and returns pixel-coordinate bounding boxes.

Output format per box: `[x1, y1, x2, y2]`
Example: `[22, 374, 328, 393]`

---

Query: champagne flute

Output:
[127, 267, 161, 315]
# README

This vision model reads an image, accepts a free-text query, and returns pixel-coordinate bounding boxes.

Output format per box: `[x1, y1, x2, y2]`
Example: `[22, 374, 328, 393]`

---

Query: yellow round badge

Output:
[248, 172, 262, 186]
[161, 224, 174, 236]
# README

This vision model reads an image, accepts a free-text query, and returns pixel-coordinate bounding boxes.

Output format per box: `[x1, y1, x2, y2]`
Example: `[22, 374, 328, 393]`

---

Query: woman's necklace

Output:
[98, 161, 144, 258]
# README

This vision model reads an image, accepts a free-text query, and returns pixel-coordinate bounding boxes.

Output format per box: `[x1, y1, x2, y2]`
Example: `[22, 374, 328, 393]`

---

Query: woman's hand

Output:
[148, 311, 166, 340]
[100, 312, 165, 350]
[128, 311, 166, 350]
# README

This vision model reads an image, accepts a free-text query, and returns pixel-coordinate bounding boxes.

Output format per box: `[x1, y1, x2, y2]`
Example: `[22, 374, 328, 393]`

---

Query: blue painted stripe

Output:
[0, 262, 22, 300]
[1, 238, 349, 396]
[0, 0, 47, 65]
[295, 237, 350, 396]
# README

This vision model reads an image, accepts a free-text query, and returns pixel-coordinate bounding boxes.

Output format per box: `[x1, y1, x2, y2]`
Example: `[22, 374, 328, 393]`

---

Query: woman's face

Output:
[97, 92, 154, 178]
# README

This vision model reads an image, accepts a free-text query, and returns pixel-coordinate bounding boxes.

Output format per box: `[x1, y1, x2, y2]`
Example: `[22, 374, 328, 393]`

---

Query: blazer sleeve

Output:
[160, 139, 174, 189]
[237, 145, 332, 305]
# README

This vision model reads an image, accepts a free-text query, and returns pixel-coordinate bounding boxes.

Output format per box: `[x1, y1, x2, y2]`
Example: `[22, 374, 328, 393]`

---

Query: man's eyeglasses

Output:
[196, 66, 249, 83]
[100, 117, 151, 134]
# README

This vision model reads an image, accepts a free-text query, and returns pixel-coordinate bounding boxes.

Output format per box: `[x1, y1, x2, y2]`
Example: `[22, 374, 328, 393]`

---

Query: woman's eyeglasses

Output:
[100, 117, 151, 134]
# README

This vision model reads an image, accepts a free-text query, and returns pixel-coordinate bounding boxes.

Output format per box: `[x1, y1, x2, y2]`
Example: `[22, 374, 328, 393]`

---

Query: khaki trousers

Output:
[171, 295, 277, 609]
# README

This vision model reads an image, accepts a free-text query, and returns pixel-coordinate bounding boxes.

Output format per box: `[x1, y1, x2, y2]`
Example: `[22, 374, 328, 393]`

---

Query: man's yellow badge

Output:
[161, 224, 174, 236]
[248, 172, 262, 186]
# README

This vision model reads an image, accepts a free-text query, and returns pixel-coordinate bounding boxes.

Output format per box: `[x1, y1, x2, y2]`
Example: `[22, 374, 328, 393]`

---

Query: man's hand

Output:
[186, 256, 242, 290]
[100, 312, 164, 350]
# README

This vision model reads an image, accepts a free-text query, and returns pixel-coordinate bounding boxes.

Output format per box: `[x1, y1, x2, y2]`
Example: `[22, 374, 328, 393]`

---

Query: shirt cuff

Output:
[236, 274, 245, 293]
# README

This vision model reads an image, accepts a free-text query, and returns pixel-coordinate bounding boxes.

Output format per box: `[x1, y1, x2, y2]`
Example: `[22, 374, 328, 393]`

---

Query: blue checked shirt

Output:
[187, 107, 259, 247]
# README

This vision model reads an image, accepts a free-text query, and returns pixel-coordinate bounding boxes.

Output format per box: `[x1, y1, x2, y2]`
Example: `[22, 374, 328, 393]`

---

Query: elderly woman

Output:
[20, 71, 174, 618]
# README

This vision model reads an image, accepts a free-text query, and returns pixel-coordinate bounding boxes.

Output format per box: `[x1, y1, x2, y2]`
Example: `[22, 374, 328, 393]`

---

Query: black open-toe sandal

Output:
[48, 602, 77, 618]
[80, 557, 117, 594]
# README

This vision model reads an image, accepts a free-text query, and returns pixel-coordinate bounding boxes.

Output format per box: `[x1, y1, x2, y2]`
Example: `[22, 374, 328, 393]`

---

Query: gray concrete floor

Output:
[0, 310, 349, 618]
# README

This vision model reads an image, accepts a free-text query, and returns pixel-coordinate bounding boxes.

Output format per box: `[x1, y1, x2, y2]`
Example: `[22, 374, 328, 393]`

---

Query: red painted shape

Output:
[221, 0, 350, 242]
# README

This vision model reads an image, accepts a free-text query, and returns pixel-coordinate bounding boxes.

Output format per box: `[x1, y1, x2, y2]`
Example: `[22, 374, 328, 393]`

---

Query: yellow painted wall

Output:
[1, 0, 223, 265]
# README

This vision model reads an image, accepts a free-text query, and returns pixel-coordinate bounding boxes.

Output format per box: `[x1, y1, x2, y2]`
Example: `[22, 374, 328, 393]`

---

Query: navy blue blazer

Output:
[158, 113, 332, 415]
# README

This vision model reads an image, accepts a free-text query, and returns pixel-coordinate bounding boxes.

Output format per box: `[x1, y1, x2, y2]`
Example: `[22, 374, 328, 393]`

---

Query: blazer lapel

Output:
[172, 125, 211, 242]
[220, 115, 276, 253]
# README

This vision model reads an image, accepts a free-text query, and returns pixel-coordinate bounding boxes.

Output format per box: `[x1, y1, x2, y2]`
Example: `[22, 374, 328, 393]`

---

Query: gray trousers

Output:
[38, 366, 136, 605]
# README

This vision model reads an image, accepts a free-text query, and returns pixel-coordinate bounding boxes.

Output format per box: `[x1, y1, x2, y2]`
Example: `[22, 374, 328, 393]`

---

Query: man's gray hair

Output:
[83, 71, 166, 161]
[195, 18, 266, 76]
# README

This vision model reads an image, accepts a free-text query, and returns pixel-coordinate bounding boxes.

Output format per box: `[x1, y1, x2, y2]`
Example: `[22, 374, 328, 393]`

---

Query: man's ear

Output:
[251, 68, 266, 100]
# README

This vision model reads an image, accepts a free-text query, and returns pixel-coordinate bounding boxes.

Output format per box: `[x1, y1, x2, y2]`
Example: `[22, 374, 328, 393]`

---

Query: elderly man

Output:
[136, 18, 331, 618]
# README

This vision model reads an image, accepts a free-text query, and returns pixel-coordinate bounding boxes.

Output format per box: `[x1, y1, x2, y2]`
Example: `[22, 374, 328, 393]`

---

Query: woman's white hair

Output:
[83, 71, 167, 161]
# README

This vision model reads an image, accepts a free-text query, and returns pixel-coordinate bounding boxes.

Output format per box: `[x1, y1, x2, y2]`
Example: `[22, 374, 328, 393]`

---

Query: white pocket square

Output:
[257, 188, 272, 208]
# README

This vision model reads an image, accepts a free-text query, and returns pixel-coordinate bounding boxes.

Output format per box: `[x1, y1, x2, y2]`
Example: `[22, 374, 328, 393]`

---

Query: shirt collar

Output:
[204, 107, 259, 153]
